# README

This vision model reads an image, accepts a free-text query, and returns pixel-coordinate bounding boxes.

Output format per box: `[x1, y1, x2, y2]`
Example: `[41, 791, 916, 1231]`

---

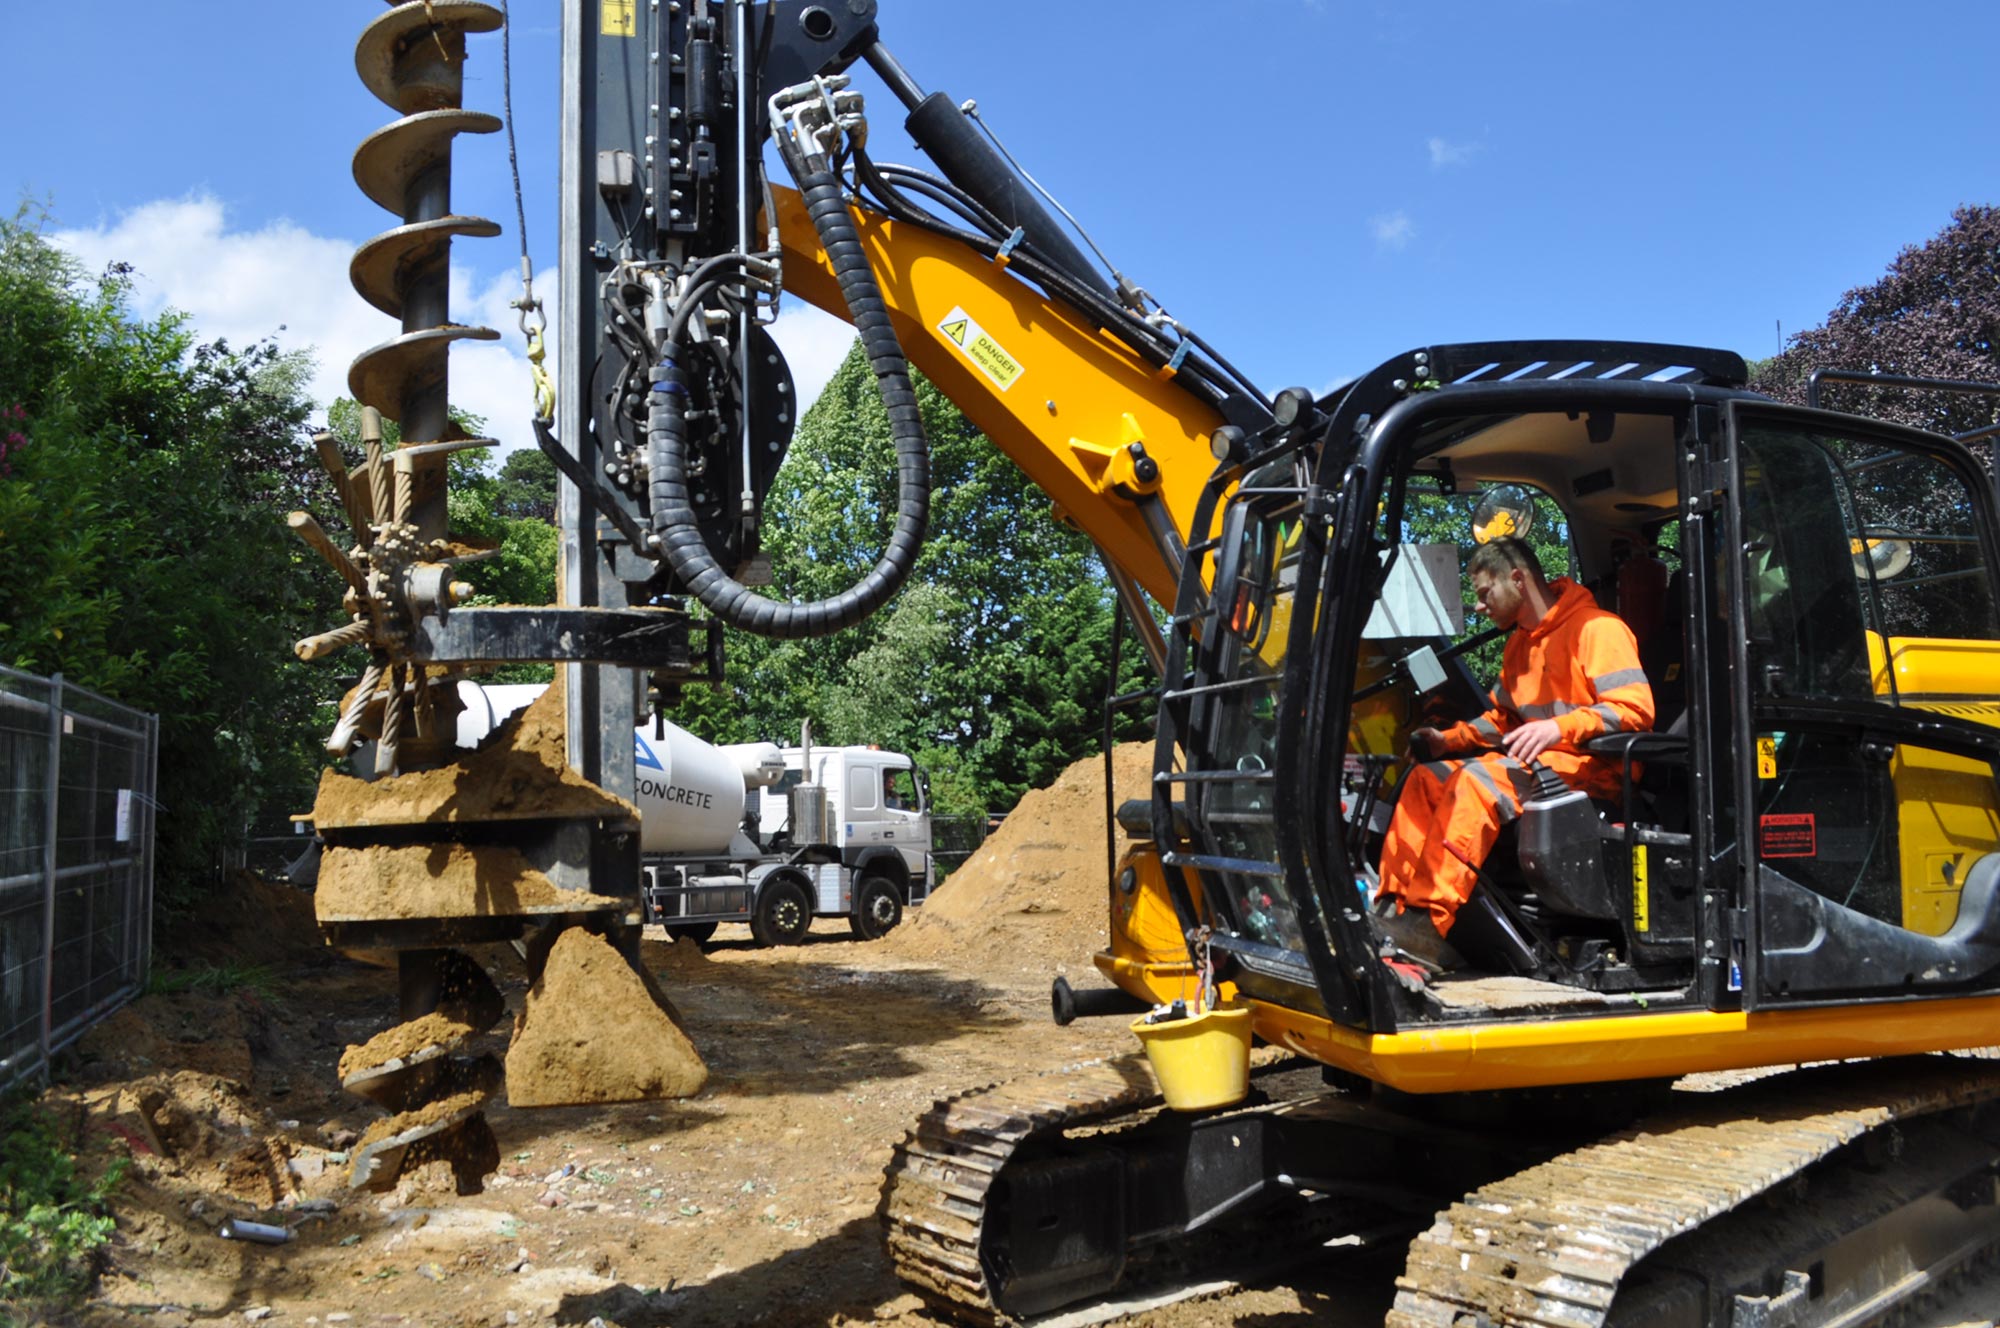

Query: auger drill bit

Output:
[341, 950, 506, 1194]
[299, 1, 712, 1196]
[292, 0, 510, 1197]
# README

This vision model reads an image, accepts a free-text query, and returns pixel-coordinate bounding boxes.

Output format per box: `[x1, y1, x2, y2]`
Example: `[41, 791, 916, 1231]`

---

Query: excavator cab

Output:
[1143, 341, 2000, 1069]
[938, 344, 2000, 1324]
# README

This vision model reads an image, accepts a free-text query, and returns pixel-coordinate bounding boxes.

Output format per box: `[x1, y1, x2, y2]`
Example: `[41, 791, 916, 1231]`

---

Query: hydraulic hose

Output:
[853, 151, 1246, 417]
[647, 161, 929, 638]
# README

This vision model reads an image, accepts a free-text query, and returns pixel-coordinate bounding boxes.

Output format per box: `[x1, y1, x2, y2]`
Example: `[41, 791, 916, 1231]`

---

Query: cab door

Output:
[1722, 402, 2000, 1008]
[880, 763, 931, 889]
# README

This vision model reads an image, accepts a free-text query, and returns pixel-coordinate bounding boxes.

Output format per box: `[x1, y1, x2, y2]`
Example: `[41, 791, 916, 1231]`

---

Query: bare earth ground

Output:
[36, 745, 2000, 1328]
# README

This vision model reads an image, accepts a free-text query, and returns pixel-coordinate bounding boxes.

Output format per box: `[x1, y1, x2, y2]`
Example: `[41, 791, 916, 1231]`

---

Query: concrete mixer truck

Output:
[458, 686, 933, 948]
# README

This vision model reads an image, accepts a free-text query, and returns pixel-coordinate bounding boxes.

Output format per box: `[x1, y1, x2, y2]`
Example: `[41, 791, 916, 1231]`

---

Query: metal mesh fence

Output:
[0, 667, 157, 1093]
[930, 814, 990, 883]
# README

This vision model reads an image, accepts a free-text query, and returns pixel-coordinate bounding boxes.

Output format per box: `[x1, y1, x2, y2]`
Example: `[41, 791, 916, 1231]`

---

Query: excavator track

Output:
[881, 1053, 1168, 1326]
[1390, 1056, 2000, 1328]
[884, 1054, 2000, 1327]
[880, 1047, 1342, 1326]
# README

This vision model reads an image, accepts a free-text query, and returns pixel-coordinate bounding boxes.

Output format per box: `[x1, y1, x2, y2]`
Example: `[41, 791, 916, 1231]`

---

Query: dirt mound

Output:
[505, 928, 708, 1106]
[888, 742, 1154, 975]
[155, 869, 324, 970]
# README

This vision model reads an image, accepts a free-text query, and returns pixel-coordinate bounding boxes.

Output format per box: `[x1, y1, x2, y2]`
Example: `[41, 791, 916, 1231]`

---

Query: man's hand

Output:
[1504, 718, 1563, 763]
[1408, 727, 1445, 760]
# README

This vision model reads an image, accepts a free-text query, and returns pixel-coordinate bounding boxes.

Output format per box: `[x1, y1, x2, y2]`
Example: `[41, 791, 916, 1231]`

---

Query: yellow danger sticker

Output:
[1631, 844, 1650, 933]
[1756, 736, 1778, 779]
[937, 306, 1023, 392]
[601, 0, 636, 36]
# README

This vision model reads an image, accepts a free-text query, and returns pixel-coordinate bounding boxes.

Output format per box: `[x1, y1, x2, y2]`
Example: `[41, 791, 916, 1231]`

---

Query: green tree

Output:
[493, 446, 558, 523]
[673, 342, 1151, 817]
[0, 208, 339, 911]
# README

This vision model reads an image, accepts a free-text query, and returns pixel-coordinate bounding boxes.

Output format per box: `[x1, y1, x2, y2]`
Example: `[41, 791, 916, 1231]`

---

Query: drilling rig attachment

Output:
[290, 0, 709, 1196]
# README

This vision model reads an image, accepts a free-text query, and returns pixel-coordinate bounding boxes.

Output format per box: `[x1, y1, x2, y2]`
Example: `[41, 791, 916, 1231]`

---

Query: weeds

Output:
[145, 962, 281, 1001]
[0, 1091, 125, 1314]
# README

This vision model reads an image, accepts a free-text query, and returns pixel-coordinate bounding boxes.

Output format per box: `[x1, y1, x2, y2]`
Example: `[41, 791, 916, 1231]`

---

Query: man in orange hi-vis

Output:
[1375, 537, 1654, 966]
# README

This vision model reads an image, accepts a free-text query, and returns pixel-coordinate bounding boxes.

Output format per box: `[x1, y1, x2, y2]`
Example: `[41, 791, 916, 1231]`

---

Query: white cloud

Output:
[53, 194, 545, 458]
[51, 195, 860, 465]
[768, 300, 856, 417]
[1427, 136, 1479, 169]
[1370, 211, 1415, 252]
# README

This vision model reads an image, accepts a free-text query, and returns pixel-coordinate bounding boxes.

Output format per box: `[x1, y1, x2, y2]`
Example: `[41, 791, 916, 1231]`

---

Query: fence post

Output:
[37, 672, 63, 1084]
[141, 710, 159, 986]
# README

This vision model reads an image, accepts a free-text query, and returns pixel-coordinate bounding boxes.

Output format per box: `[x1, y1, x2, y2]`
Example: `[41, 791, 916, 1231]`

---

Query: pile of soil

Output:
[155, 870, 327, 972]
[887, 742, 1154, 974]
[506, 928, 708, 1106]
[313, 678, 636, 830]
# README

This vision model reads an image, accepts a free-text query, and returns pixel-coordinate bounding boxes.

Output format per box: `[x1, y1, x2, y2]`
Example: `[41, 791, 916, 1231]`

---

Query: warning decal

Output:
[1631, 844, 1650, 933]
[937, 306, 1023, 391]
[602, 0, 636, 36]
[1756, 735, 1778, 779]
[1760, 812, 1817, 858]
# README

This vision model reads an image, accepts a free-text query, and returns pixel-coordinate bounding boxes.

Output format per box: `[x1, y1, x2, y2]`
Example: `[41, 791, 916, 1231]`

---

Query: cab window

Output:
[1738, 419, 2000, 935]
[884, 767, 919, 812]
[1737, 423, 2000, 702]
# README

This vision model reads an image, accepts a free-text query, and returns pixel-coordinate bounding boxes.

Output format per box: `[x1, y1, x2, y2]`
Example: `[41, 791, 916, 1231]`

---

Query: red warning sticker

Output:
[1760, 812, 1817, 858]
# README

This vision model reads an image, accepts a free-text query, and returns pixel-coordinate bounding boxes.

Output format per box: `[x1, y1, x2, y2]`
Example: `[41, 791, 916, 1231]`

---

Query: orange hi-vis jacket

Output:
[1437, 576, 1656, 798]
[1378, 578, 1654, 935]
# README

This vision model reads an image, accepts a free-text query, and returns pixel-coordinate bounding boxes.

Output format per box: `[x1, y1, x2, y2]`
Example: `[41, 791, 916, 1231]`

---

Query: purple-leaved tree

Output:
[1752, 205, 1999, 457]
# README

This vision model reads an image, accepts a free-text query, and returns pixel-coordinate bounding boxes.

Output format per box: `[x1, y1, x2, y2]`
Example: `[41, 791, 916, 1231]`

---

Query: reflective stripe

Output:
[1461, 758, 1525, 823]
[1422, 761, 1459, 783]
[1592, 668, 1649, 692]
[1519, 700, 1576, 721]
[1493, 684, 1517, 715]
[1471, 716, 1502, 741]
[1589, 703, 1625, 732]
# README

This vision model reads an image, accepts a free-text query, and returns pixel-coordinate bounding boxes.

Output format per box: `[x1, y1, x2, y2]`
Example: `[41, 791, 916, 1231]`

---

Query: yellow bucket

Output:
[1131, 1006, 1253, 1112]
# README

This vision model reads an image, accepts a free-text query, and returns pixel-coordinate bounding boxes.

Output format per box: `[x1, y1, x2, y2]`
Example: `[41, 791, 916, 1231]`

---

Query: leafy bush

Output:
[0, 208, 341, 915]
[0, 1092, 125, 1312]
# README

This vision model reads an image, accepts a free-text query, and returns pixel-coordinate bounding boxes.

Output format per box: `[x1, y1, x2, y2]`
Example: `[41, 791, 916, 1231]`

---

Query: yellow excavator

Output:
[297, 2, 2000, 1322]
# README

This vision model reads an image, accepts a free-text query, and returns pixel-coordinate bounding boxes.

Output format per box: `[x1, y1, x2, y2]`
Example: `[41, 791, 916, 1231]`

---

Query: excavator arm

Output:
[769, 182, 1224, 616]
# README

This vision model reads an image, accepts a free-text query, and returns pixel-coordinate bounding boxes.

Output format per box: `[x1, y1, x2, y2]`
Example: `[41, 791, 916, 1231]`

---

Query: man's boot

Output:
[1371, 901, 1465, 972]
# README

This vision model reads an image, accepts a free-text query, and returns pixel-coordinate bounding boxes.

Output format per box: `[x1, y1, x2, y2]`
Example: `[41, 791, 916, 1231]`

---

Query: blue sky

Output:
[8, 2, 1996, 454]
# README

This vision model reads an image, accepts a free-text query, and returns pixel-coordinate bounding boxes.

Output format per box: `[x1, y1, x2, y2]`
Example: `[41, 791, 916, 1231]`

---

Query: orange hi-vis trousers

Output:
[1378, 578, 1654, 936]
[1377, 754, 1534, 936]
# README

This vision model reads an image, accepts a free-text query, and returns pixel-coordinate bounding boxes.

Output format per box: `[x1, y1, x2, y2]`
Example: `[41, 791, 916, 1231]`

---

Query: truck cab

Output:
[646, 739, 935, 947]
[762, 745, 934, 911]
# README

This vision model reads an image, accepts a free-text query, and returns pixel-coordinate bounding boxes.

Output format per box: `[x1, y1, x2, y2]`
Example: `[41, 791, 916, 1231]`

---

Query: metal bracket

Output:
[413, 606, 700, 670]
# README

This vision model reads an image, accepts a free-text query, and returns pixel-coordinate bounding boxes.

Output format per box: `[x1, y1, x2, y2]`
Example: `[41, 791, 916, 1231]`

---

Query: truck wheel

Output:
[751, 875, 813, 947]
[850, 876, 903, 940]
[664, 921, 718, 947]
